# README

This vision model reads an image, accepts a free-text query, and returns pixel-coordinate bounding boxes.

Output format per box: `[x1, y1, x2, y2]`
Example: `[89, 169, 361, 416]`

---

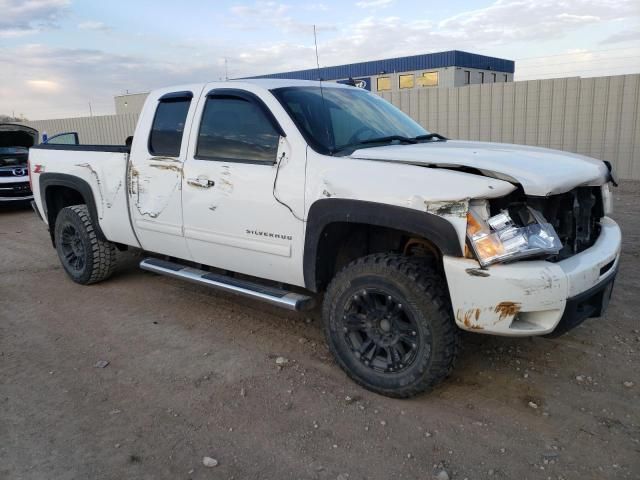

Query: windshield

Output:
[271, 86, 429, 155]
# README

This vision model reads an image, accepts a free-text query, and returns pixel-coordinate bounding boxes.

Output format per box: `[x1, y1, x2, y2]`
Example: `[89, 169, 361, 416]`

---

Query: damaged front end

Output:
[466, 185, 607, 268]
[443, 182, 619, 336]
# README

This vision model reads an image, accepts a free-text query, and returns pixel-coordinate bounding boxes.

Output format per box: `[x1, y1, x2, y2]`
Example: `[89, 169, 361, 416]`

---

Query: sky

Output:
[1, 0, 639, 120]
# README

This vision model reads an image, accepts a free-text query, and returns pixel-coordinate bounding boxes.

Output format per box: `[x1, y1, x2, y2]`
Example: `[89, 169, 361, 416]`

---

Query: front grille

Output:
[0, 168, 28, 177]
[490, 186, 604, 262]
[0, 181, 32, 198]
[527, 187, 603, 261]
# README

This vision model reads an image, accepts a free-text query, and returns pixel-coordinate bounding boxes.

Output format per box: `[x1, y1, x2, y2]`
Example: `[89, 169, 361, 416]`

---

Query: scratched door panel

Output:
[181, 82, 307, 286]
[128, 84, 204, 259]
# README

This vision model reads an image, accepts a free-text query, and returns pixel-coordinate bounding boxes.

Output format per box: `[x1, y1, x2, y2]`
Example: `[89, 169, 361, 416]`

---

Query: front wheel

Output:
[323, 254, 459, 398]
[54, 205, 117, 285]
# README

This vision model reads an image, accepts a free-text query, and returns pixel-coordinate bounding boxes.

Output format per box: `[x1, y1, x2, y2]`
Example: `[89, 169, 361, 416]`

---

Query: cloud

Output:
[439, 0, 637, 43]
[304, 3, 328, 11]
[27, 79, 61, 92]
[0, 0, 69, 37]
[0, 43, 223, 119]
[230, 1, 289, 17]
[78, 20, 112, 33]
[600, 29, 640, 44]
[229, 1, 335, 35]
[356, 0, 394, 8]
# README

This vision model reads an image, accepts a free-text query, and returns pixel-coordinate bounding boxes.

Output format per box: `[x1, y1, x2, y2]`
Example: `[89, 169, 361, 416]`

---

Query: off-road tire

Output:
[54, 205, 117, 285]
[323, 253, 460, 398]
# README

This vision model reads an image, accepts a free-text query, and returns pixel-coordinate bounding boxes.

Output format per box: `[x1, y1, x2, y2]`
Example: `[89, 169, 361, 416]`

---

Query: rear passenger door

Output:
[128, 87, 203, 259]
[181, 86, 307, 286]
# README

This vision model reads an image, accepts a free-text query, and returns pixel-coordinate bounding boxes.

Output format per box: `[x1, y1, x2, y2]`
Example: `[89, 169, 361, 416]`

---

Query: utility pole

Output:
[225, 57, 229, 81]
[88, 102, 93, 117]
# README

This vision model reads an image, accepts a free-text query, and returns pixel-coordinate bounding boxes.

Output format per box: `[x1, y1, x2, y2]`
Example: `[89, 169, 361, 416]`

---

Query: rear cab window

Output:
[148, 92, 193, 156]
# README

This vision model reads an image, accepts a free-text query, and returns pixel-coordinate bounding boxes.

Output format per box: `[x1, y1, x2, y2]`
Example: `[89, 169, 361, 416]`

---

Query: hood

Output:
[0, 124, 37, 167]
[350, 140, 609, 196]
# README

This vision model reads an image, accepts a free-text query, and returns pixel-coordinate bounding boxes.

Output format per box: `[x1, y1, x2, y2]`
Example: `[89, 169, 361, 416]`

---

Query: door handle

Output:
[187, 177, 215, 188]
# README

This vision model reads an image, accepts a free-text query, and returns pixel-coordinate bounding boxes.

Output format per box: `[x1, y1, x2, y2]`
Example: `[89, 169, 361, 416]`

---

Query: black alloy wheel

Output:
[323, 253, 459, 398]
[342, 288, 425, 374]
[59, 223, 86, 272]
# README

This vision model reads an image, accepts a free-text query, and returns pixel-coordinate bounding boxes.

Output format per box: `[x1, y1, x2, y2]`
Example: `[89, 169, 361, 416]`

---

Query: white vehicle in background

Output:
[29, 79, 620, 397]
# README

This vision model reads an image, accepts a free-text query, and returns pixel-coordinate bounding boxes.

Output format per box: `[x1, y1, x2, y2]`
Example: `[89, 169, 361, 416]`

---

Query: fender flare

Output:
[303, 198, 463, 291]
[39, 173, 106, 243]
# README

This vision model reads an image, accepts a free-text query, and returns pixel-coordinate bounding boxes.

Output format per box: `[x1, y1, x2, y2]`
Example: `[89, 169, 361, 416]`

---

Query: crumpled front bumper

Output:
[443, 217, 621, 336]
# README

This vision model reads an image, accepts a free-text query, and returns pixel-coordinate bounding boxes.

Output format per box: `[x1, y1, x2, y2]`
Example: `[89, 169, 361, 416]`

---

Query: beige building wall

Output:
[114, 92, 149, 116]
[21, 74, 640, 180]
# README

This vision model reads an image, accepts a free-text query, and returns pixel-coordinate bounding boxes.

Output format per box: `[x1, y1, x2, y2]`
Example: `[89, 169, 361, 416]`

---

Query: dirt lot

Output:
[1, 184, 639, 480]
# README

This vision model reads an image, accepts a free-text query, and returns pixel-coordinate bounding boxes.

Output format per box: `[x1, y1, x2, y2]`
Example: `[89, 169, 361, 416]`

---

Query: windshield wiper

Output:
[331, 135, 417, 155]
[413, 133, 447, 142]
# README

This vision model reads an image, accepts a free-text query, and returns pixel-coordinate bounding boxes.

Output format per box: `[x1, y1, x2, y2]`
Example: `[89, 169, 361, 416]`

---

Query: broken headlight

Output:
[466, 207, 562, 267]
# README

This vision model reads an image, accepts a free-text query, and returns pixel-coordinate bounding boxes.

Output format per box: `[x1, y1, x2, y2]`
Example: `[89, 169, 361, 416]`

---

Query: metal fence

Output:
[25, 114, 139, 147]
[381, 74, 640, 180]
[23, 73, 640, 180]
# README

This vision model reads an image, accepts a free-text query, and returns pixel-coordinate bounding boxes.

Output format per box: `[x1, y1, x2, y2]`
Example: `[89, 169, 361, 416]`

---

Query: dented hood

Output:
[350, 140, 610, 196]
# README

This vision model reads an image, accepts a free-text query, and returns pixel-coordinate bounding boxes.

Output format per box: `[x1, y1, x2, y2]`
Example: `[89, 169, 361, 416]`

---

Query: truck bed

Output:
[29, 145, 139, 248]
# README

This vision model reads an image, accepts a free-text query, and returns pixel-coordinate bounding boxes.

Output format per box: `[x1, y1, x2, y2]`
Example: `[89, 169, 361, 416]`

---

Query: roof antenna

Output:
[313, 25, 331, 151]
[313, 25, 321, 79]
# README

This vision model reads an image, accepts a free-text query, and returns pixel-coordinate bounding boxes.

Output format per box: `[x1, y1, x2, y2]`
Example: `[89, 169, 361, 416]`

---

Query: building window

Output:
[479, 72, 485, 83]
[464, 71, 470, 85]
[196, 97, 280, 163]
[399, 74, 414, 89]
[418, 71, 438, 87]
[492, 73, 497, 82]
[503, 74, 508, 82]
[377, 77, 391, 91]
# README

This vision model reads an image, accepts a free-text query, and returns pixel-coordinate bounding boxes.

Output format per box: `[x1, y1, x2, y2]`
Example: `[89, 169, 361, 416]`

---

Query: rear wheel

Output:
[54, 205, 117, 285]
[323, 253, 459, 398]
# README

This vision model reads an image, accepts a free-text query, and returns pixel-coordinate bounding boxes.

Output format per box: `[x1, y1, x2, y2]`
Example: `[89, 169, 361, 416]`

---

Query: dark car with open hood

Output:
[0, 124, 38, 203]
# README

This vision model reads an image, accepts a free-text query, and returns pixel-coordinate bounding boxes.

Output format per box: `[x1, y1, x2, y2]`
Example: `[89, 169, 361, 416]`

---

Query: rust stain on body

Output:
[494, 301, 521, 321]
[456, 308, 483, 330]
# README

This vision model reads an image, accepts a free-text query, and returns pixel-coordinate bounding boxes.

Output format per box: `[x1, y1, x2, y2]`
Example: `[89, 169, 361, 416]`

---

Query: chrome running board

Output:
[140, 258, 314, 311]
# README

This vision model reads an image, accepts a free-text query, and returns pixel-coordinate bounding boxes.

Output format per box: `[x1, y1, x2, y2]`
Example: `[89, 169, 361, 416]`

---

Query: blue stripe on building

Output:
[245, 50, 514, 81]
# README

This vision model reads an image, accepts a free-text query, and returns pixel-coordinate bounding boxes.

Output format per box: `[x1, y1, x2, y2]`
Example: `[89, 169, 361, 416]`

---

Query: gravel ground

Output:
[1, 183, 639, 480]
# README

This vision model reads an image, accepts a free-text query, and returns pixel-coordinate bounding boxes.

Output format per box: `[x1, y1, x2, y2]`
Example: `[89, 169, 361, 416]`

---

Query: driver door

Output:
[181, 86, 307, 286]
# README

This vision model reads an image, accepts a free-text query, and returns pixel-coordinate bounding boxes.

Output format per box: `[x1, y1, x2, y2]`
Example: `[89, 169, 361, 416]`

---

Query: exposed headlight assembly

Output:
[466, 207, 562, 267]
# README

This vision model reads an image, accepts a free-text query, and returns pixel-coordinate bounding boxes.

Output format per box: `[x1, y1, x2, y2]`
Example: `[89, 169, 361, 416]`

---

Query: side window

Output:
[148, 97, 191, 156]
[46, 132, 79, 145]
[196, 96, 280, 163]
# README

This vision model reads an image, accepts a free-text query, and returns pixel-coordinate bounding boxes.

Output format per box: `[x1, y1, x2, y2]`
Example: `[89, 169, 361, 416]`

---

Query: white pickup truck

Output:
[29, 79, 620, 397]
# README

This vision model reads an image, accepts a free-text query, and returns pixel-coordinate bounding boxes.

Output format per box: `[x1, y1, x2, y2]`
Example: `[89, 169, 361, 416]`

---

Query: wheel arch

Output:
[39, 173, 106, 246]
[303, 199, 463, 292]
